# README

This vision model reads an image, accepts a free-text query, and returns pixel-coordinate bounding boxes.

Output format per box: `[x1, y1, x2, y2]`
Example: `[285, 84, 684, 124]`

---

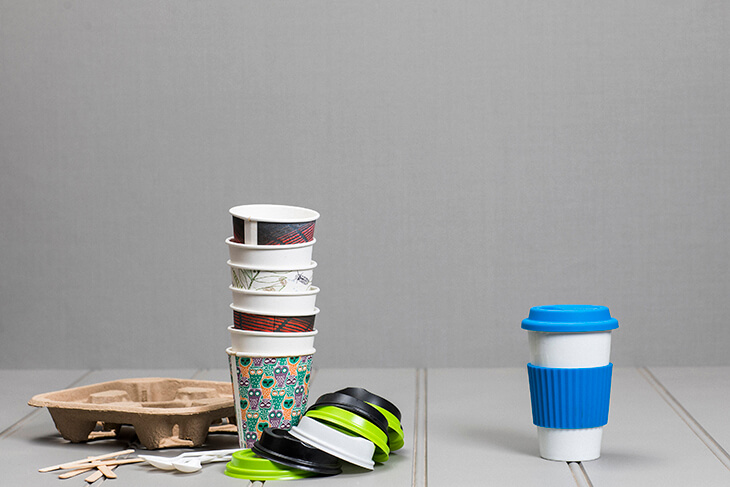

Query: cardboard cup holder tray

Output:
[28, 378, 236, 449]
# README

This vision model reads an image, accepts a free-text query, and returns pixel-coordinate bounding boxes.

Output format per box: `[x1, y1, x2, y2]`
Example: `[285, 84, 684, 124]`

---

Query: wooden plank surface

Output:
[0, 369, 88, 433]
[581, 368, 730, 486]
[647, 366, 730, 468]
[648, 367, 730, 452]
[2, 367, 728, 486]
[427, 368, 577, 486]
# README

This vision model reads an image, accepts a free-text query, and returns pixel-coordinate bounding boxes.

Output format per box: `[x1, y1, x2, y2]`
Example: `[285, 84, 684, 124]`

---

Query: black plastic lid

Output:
[336, 387, 402, 422]
[307, 392, 389, 436]
[252, 428, 342, 476]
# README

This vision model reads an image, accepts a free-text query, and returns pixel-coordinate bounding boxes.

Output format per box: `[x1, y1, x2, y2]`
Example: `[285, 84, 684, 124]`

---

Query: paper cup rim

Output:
[229, 204, 320, 223]
[228, 326, 318, 338]
[230, 304, 320, 317]
[230, 285, 320, 296]
[228, 260, 318, 272]
[226, 236, 317, 250]
[225, 346, 316, 358]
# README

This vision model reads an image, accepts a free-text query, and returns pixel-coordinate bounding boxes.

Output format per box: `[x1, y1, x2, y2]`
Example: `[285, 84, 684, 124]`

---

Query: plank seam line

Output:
[411, 368, 427, 487]
[411, 369, 419, 487]
[424, 368, 428, 487]
[568, 461, 594, 487]
[639, 367, 730, 471]
[0, 369, 94, 440]
[411, 368, 420, 487]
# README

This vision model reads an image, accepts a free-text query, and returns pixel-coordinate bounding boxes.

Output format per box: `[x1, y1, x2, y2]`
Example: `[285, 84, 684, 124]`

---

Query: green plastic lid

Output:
[370, 403, 405, 451]
[305, 406, 390, 463]
[224, 449, 314, 481]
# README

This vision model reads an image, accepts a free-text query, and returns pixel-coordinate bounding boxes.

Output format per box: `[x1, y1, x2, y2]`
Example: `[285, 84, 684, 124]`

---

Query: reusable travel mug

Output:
[522, 305, 618, 461]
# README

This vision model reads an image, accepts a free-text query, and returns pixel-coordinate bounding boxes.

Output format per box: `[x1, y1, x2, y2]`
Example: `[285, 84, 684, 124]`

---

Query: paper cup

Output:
[229, 327, 317, 356]
[230, 204, 319, 245]
[227, 348, 314, 448]
[226, 237, 316, 270]
[232, 305, 318, 333]
[230, 286, 319, 315]
[229, 260, 316, 293]
[522, 305, 618, 462]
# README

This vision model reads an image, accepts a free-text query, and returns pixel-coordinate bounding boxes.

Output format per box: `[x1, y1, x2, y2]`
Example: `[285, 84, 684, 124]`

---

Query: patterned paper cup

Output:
[230, 204, 319, 246]
[229, 327, 317, 356]
[229, 260, 316, 293]
[227, 237, 316, 270]
[230, 286, 319, 315]
[227, 348, 314, 448]
[232, 305, 318, 333]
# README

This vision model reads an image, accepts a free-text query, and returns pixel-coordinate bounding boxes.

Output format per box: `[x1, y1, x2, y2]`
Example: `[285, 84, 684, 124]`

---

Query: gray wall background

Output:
[1, 1, 729, 369]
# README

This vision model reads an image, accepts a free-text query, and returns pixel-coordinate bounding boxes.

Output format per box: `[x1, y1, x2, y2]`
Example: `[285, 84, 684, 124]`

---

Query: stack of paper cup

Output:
[225, 204, 321, 448]
[522, 305, 618, 462]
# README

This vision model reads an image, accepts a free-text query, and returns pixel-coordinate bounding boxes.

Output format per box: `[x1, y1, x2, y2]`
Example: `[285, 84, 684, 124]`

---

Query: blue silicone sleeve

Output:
[527, 363, 613, 429]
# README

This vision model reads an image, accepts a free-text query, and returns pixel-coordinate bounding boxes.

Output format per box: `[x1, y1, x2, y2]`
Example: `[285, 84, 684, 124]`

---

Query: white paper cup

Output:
[229, 260, 316, 293]
[230, 286, 319, 315]
[290, 416, 375, 470]
[229, 327, 317, 356]
[522, 305, 618, 462]
[226, 237, 316, 270]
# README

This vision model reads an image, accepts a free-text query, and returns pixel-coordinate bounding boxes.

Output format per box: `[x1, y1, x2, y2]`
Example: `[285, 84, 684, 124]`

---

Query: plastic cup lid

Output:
[336, 387, 402, 422]
[224, 449, 314, 481]
[336, 387, 404, 450]
[290, 416, 375, 470]
[252, 427, 342, 476]
[304, 406, 390, 463]
[371, 404, 405, 451]
[308, 392, 389, 436]
[521, 305, 619, 333]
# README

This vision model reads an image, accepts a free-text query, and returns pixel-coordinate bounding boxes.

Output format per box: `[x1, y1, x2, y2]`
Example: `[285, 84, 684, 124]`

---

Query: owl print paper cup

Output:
[227, 348, 314, 449]
[229, 260, 316, 293]
[226, 237, 316, 270]
[230, 204, 319, 246]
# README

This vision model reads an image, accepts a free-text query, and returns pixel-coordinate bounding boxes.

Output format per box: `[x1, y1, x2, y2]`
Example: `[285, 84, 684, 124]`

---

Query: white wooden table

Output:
[1, 367, 728, 485]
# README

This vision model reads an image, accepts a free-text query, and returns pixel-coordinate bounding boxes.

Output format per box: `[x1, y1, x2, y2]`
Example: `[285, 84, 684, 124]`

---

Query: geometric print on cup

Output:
[234, 354, 313, 448]
[233, 310, 315, 332]
[233, 219, 316, 246]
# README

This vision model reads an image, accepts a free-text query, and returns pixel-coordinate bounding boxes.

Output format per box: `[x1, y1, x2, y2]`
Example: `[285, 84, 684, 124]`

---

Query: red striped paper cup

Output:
[232, 305, 318, 333]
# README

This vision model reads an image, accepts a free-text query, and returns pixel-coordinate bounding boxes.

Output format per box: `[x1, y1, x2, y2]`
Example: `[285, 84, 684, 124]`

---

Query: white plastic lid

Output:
[290, 416, 375, 470]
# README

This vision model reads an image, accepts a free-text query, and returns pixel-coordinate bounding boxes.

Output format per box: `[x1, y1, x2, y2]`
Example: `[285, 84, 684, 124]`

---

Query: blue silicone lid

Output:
[521, 305, 618, 332]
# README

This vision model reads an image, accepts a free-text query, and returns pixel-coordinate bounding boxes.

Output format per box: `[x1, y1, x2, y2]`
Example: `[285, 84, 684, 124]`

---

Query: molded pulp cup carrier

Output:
[522, 305, 618, 462]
